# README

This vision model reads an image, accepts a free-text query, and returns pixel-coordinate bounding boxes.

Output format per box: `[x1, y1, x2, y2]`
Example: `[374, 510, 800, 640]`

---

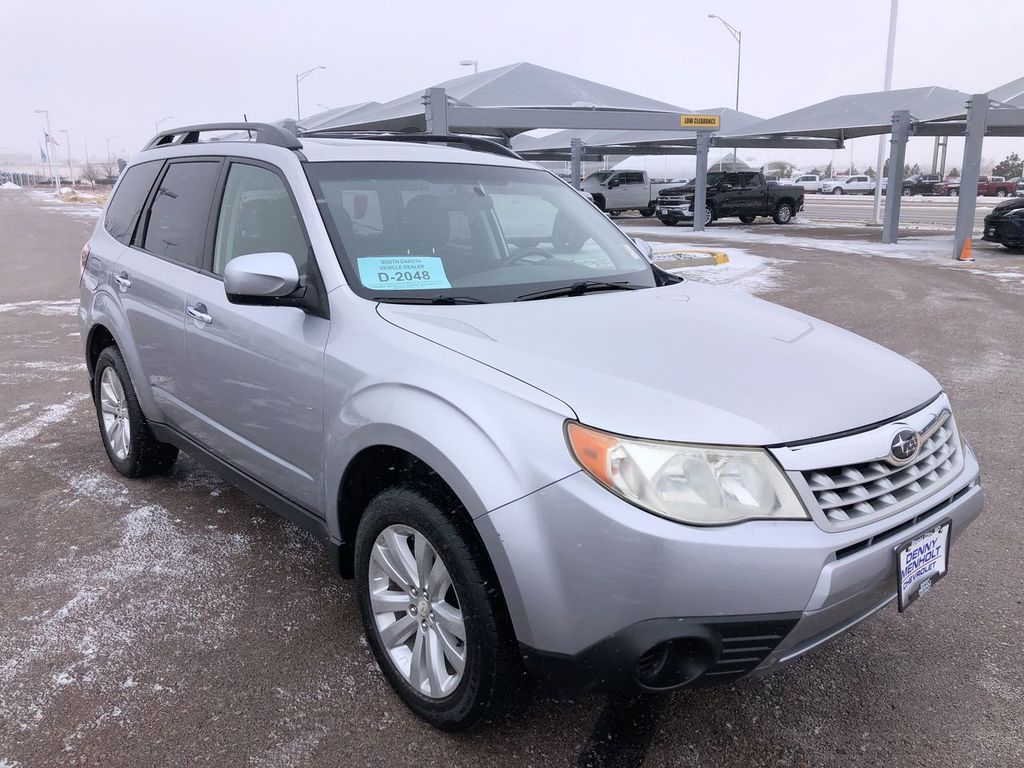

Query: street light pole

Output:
[34, 108, 56, 189]
[106, 134, 120, 167]
[709, 15, 741, 170]
[459, 59, 479, 75]
[295, 66, 326, 121]
[872, 0, 899, 225]
[59, 129, 73, 187]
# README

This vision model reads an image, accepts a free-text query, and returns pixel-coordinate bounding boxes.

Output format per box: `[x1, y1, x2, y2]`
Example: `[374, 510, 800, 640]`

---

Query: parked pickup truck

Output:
[819, 175, 887, 195]
[901, 174, 943, 196]
[581, 170, 676, 216]
[656, 171, 804, 226]
[790, 174, 821, 192]
[932, 175, 1016, 197]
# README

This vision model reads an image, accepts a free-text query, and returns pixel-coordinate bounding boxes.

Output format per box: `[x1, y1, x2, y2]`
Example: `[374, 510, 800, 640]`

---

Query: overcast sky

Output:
[2, 0, 1021, 171]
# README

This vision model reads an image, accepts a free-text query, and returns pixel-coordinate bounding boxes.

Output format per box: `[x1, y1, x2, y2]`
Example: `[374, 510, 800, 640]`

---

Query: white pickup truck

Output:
[581, 170, 677, 216]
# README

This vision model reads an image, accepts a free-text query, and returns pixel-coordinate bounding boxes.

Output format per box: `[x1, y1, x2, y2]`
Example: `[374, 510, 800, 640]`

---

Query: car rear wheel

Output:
[832, 188, 843, 195]
[948, 188, 959, 197]
[355, 486, 520, 730]
[772, 202, 794, 224]
[902, 188, 913, 197]
[92, 346, 178, 477]
[700, 206, 713, 226]
[996, 189, 1007, 197]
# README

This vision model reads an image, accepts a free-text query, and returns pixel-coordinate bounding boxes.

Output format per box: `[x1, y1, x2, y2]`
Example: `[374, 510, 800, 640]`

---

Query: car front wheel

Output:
[355, 486, 520, 730]
[832, 188, 844, 195]
[948, 188, 959, 197]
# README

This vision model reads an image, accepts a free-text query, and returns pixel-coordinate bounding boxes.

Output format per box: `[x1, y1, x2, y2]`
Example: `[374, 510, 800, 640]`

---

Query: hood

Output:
[660, 184, 694, 196]
[991, 198, 1024, 216]
[378, 283, 940, 446]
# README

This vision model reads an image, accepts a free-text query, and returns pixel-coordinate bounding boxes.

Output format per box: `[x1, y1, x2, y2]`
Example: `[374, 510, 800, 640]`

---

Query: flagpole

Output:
[35, 109, 56, 190]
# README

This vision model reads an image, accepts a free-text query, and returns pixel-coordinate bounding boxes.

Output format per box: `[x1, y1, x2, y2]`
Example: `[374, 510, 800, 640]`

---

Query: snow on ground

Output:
[1, 181, 22, 190]
[650, 243, 781, 294]
[628, 226, 1024, 290]
[28, 190, 104, 220]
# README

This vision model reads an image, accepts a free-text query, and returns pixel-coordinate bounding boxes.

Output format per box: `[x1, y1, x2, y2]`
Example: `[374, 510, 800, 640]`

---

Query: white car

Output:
[791, 174, 820, 192]
[820, 175, 886, 195]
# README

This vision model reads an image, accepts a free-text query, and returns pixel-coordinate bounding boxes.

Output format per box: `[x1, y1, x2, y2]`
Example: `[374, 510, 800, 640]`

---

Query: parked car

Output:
[79, 123, 983, 730]
[790, 174, 821, 192]
[933, 175, 1016, 197]
[656, 171, 804, 225]
[581, 169, 675, 216]
[1016, 178, 1024, 196]
[901, 174, 943, 196]
[982, 197, 1024, 249]
[819, 175, 886, 195]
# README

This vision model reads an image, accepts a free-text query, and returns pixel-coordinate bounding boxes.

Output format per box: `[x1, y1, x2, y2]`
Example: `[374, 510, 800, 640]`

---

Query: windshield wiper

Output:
[372, 295, 487, 305]
[514, 281, 639, 302]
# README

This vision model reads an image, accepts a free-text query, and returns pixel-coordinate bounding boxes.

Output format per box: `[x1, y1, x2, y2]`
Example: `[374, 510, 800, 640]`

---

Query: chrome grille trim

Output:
[774, 397, 966, 532]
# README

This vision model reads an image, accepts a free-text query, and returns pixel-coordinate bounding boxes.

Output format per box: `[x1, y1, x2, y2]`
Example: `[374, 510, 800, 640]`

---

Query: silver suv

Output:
[79, 123, 983, 730]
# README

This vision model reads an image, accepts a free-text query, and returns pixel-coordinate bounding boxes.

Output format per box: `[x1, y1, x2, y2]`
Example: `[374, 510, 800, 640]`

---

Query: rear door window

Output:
[141, 160, 221, 268]
[104, 161, 163, 245]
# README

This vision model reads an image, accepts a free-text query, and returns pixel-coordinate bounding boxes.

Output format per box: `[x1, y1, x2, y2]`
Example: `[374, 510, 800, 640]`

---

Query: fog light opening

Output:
[634, 638, 714, 690]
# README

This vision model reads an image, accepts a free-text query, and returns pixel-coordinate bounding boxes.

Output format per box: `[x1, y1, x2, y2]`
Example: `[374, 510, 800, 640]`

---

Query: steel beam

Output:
[882, 110, 911, 243]
[693, 131, 711, 233]
[953, 94, 989, 260]
[570, 138, 583, 190]
[424, 88, 449, 135]
[447, 105, 692, 132]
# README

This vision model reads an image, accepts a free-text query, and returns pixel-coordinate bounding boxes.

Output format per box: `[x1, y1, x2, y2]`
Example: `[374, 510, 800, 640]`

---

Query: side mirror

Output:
[224, 252, 300, 302]
[632, 237, 654, 261]
[607, 179, 620, 188]
[719, 183, 734, 191]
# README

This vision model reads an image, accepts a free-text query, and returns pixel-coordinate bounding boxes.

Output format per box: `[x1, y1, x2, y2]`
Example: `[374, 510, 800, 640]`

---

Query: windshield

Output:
[305, 161, 657, 303]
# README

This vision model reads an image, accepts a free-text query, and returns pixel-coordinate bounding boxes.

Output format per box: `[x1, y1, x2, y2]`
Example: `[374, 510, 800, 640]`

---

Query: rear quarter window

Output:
[103, 161, 163, 245]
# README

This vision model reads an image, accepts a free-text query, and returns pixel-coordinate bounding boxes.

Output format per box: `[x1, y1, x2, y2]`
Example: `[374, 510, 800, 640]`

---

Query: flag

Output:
[39, 143, 48, 163]
[45, 132, 59, 146]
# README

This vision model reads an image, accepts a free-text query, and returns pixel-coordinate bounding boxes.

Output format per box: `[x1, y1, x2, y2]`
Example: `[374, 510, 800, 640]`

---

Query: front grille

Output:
[658, 194, 688, 206]
[802, 411, 961, 527]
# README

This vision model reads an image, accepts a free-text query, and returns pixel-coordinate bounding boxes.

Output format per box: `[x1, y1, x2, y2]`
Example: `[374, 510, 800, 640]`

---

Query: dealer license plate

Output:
[896, 521, 951, 612]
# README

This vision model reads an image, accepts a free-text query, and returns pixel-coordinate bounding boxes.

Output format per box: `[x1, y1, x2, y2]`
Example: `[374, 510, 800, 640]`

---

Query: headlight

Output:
[565, 422, 808, 526]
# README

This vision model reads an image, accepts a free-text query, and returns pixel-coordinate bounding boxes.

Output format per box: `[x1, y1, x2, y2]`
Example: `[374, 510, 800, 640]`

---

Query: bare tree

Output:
[80, 164, 105, 186]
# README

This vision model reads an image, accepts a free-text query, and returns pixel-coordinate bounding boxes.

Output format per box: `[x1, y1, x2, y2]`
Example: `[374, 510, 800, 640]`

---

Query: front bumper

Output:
[982, 217, 1024, 246]
[477, 447, 982, 694]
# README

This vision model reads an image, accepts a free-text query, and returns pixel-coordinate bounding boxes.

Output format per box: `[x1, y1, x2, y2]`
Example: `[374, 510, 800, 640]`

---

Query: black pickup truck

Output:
[656, 171, 804, 226]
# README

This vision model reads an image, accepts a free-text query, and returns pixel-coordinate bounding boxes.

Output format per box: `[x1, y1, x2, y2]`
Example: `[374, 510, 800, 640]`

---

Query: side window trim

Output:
[203, 157, 315, 281]
[103, 159, 165, 246]
[132, 157, 224, 271]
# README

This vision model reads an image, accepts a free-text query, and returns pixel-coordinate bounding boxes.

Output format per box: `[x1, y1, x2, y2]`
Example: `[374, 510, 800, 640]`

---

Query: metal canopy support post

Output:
[952, 94, 989, 261]
[569, 138, 583, 190]
[424, 88, 449, 135]
[882, 110, 911, 244]
[693, 131, 712, 233]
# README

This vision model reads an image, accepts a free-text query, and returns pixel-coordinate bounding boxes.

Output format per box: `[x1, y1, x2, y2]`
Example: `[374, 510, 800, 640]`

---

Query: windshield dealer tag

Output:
[357, 256, 451, 291]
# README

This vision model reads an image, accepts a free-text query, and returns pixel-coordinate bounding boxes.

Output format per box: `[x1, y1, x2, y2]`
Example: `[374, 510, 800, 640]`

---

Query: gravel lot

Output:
[1, 189, 1022, 767]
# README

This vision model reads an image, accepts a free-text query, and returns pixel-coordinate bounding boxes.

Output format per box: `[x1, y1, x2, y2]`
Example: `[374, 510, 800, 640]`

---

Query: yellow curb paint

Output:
[654, 248, 730, 267]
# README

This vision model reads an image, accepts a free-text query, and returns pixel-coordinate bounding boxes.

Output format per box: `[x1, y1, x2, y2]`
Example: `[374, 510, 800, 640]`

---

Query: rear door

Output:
[179, 159, 329, 511]
[734, 172, 766, 215]
[117, 158, 222, 426]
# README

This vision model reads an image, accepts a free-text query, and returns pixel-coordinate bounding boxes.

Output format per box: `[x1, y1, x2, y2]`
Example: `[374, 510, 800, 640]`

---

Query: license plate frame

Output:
[895, 519, 952, 612]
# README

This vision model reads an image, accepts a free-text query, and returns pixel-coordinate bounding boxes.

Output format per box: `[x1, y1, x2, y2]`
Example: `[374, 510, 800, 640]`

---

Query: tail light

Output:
[80, 243, 90, 275]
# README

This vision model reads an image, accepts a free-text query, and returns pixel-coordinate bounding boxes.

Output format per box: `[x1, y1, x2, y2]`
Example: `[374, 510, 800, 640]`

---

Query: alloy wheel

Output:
[368, 524, 466, 699]
[99, 367, 131, 460]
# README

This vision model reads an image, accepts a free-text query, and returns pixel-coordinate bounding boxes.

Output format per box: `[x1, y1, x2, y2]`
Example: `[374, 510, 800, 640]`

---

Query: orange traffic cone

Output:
[957, 239, 975, 262]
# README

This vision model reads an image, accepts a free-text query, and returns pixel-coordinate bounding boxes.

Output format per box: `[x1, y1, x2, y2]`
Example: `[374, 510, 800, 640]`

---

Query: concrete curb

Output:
[653, 249, 730, 269]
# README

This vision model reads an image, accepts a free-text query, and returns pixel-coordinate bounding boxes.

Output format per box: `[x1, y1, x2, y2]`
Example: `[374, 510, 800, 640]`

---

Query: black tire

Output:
[700, 206, 714, 226]
[355, 486, 521, 731]
[640, 207, 656, 218]
[738, 214, 757, 224]
[92, 345, 178, 477]
[948, 188, 959, 197]
[591, 194, 606, 212]
[659, 218, 678, 227]
[902, 188, 913, 197]
[608, 209, 622, 217]
[996, 189, 1007, 197]
[832, 187, 844, 195]
[772, 202, 794, 224]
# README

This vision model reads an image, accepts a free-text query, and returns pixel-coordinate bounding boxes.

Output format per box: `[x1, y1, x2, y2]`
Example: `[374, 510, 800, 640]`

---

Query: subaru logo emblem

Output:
[889, 428, 920, 465]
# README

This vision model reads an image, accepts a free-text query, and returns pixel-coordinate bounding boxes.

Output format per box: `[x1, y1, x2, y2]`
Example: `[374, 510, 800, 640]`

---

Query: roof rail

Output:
[143, 122, 302, 151]
[298, 130, 522, 160]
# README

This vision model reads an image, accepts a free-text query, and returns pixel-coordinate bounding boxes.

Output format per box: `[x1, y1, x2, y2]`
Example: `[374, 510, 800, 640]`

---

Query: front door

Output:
[179, 160, 329, 511]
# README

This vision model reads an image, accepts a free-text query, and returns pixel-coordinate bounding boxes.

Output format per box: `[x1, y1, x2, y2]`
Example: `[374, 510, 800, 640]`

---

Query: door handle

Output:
[186, 303, 213, 325]
[113, 272, 132, 290]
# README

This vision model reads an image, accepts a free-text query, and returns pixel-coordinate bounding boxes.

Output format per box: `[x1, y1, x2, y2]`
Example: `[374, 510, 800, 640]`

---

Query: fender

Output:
[85, 286, 163, 421]
[324, 379, 578, 539]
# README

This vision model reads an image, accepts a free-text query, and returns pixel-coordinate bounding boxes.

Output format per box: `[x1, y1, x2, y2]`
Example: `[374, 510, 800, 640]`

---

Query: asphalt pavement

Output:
[1, 189, 1022, 767]
[800, 192, 1007, 228]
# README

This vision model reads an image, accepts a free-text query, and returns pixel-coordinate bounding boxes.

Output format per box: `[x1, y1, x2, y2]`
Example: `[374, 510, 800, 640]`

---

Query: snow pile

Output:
[0, 181, 21, 190]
